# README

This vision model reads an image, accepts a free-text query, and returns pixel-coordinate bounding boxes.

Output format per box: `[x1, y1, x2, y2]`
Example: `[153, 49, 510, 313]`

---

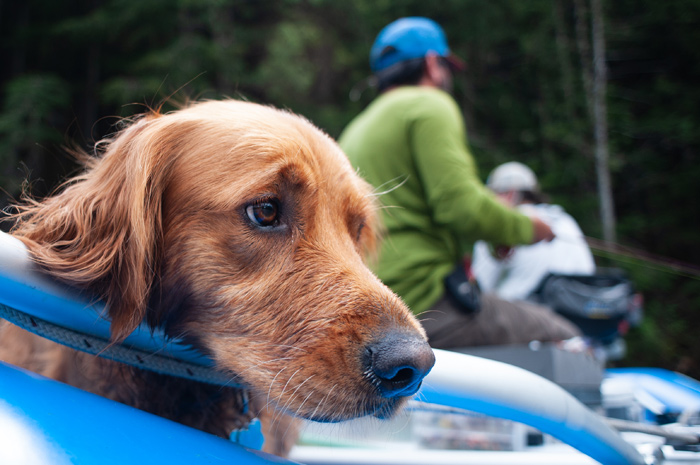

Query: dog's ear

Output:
[12, 115, 173, 341]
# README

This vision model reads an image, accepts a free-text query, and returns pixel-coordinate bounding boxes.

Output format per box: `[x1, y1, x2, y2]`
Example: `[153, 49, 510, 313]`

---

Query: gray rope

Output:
[0, 303, 242, 388]
[606, 417, 700, 445]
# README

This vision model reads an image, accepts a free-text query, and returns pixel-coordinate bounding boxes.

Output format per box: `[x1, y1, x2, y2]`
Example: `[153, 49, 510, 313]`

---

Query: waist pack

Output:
[531, 270, 639, 321]
[443, 261, 482, 315]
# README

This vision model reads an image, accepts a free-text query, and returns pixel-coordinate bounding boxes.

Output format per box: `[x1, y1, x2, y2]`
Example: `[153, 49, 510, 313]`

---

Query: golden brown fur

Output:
[0, 100, 430, 455]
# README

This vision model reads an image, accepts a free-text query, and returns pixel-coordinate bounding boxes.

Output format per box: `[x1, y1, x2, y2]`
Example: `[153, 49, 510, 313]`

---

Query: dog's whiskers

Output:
[271, 375, 316, 434]
[363, 368, 383, 391]
[270, 367, 302, 410]
[266, 365, 290, 409]
[270, 370, 309, 427]
[278, 374, 315, 417]
[368, 175, 408, 198]
[220, 356, 294, 389]
[306, 383, 337, 422]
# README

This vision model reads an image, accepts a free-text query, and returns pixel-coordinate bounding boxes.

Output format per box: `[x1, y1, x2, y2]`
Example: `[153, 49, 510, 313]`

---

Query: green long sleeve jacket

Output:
[339, 86, 533, 315]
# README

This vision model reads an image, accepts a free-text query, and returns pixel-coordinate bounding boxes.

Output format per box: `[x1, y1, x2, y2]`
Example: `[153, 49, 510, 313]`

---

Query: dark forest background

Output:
[1, 0, 699, 379]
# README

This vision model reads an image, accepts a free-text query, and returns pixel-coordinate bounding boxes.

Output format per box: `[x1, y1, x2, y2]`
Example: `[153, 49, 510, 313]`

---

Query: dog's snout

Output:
[365, 332, 435, 398]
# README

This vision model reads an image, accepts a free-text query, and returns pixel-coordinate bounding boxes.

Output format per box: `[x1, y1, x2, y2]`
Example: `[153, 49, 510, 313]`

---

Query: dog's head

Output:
[13, 100, 434, 421]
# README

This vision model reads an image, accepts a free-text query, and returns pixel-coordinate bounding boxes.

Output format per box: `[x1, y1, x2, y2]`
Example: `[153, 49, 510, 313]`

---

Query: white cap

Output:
[486, 161, 539, 193]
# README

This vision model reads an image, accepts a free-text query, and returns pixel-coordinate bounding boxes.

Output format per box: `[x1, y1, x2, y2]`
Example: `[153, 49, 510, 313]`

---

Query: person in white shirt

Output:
[472, 162, 596, 301]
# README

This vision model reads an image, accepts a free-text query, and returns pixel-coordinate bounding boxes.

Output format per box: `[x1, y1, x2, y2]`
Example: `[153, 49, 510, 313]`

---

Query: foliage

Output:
[0, 74, 71, 197]
[0, 0, 698, 377]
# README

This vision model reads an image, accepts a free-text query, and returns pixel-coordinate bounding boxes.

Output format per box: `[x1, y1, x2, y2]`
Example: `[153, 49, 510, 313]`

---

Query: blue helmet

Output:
[370, 17, 464, 73]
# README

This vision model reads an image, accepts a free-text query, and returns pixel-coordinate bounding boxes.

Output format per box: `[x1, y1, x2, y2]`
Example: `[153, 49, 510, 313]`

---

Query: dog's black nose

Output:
[366, 332, 435, 398]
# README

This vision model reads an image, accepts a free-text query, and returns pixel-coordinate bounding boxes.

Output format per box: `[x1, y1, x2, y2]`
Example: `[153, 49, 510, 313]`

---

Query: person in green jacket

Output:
[339, 17, 580, 348]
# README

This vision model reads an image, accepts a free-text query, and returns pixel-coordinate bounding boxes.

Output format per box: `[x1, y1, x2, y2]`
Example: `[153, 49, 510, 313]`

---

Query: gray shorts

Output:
[418, 293, 582, 349]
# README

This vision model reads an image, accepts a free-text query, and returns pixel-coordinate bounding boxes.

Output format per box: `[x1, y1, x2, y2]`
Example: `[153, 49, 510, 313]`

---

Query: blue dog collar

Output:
[230, 418, 265, 450]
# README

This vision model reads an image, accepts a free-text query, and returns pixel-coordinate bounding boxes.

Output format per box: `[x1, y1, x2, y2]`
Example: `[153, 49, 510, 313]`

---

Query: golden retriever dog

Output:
[0, 100, 434, 456]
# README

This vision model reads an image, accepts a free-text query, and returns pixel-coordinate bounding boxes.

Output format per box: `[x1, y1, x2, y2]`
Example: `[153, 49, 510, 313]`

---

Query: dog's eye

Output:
[356, 222, 365, 242]
[246, 201, 279, 227]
